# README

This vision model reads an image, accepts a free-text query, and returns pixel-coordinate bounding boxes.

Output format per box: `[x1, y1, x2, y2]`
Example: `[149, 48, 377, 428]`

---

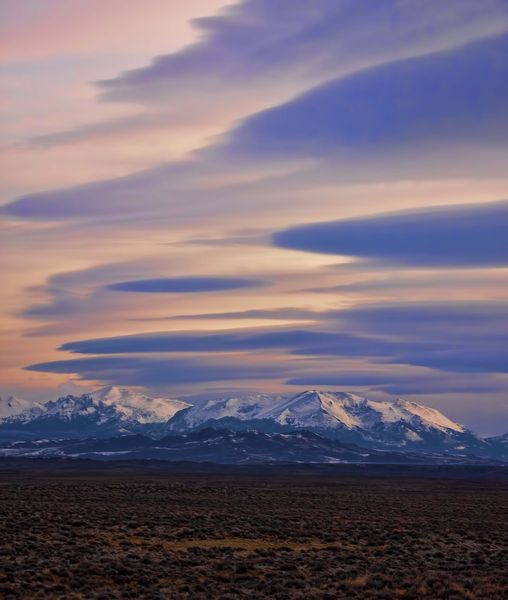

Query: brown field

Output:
[0, 461, 506, 599]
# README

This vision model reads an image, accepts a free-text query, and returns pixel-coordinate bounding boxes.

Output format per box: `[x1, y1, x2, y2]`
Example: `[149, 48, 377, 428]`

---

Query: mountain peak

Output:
[260, 389, 366, 429]
[89, 386, 192, 423]
[257, 390, 467, 435]
[0, 395, 44, 420]
[0, 387, 193, 429]
[91, 386, 128, 404]
[179, 393, 286, 428]
[300, 390, 364, 402]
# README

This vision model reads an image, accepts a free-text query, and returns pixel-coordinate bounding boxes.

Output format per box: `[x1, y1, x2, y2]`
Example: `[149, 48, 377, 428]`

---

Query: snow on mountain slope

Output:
[39, 394, 101, 421]
[179, 394, 286, 428]
[0, 396, 44, 420]
[0, 388, 466, 435]
[258, 391, 364, 429]
[0, 386, 502, 460]
[90, 386, 191, 423]
[257, 390, 466, 435]
[1, 386, 191, 426]
[0, 387, 481, 456]
[392, 399, 465, 433]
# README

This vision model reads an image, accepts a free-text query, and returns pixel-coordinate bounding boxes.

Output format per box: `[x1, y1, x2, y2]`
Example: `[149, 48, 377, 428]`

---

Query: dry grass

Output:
[0, 469, 506, 599]
[91, 532, 331, 551]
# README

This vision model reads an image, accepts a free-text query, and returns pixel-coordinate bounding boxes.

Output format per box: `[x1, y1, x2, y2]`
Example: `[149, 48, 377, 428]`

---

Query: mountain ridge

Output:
[0, 386, 506, 461]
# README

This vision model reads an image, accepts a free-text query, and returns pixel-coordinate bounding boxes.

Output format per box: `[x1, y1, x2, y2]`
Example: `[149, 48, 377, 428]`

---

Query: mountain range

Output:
[0, 387, 506, 463]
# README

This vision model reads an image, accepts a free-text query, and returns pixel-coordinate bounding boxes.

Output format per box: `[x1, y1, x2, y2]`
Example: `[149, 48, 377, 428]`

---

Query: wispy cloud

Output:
[25, 355, 289, 386]
[43, 302, 507, 375]
[107, 276, 270, 293]
[219, 34, 508, 159]
[274, 201, 508, 267]
[99, 0, 508, 107]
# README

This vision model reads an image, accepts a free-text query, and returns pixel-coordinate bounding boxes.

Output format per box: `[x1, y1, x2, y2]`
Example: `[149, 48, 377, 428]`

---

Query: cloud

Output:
[97, 0, 507, 106]
[21, 298, 508, 401]
[5, 23, 508, 225]
[274, 200, 508, 266]
[59, 328, 372, 355]
[27, 112, 171, 148]
[18, 261, 273, 341]
[138, 308, 319, 321]
[25, 356, 287, 386]
[221, 33, 508, 159]
[1, 162, 190, 221]
[19, 260, 176, 322]
[107, 276, 269, 293]
[5, 27, 508, 225]
[335, 302, 508, 374]
[286, 371, 504, 395]
[336, 302, 508, 339]
[53, 302, 508, 375]
[393, 349, 508, 374]
[8, 0, 504, 220]
[287, 371, 421, 388]
[306, 270, 507, 295]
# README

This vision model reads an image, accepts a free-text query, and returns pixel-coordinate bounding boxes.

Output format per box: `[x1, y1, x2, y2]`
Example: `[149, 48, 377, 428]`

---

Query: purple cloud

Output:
[98, 0, 506, 105]
[107, 276, 269, 293]
[274, 201, 508, 267]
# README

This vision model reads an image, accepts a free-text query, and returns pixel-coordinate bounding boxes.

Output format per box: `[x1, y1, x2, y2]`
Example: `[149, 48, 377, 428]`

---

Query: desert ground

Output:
[0, 461, 506, 599]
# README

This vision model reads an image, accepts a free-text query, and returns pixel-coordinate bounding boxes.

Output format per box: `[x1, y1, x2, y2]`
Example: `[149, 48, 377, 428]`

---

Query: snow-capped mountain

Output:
[256, 390, 488, 456]
[0, 395, 44, 420]
[259, 390, 465, 436]
[0, 387, 504, 461]
[171, 390, 494, 458]
[89, 386, 191, 424]
[171, 390, 469, 441]
[171, 393, 286, 429]
[0, 386, 191, 440]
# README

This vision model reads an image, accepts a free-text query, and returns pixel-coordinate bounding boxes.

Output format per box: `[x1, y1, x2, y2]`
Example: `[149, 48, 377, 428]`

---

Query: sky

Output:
[1, 0, 507, 436]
